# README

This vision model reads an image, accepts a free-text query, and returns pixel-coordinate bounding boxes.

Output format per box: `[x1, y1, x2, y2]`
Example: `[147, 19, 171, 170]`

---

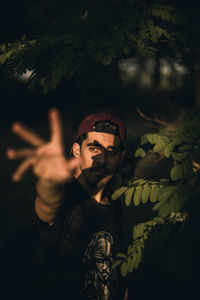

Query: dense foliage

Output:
[112, 109, 200, 283]
[0, 0, 184, 93]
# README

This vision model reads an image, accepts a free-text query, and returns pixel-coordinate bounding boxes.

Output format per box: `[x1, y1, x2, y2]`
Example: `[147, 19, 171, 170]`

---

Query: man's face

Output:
[74, 131, 125, 188]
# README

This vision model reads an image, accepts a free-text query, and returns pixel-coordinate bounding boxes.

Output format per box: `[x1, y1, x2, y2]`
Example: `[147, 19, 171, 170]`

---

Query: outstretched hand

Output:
[7, 108, 79, 183]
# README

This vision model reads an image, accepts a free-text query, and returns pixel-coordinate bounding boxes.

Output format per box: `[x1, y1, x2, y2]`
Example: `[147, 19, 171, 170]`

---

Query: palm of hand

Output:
[7, 109, 79, 183]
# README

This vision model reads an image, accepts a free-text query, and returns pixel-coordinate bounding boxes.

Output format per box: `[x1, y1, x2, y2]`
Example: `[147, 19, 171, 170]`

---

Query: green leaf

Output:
[116, 253, 127, 260]
[133, 223, 145, 239]
[112, 259, 122, 269]
[164, 142, 175, 158]
[145, 133, 156, 144]
[157, 186, 177, 202]
[126, 32, 136, 41]
[133, 179, 146, 185]
[127, 256, 133, 273]
[147, 46, 157, 52]
[142, 184, 151, 204]
[39, 77, 46, 86]
[135, 244, 142, 269]
[133, 186, 143, 206]
[153, 142, 167, 152]
[179, 144, 193, 152]
[130, 253, 138, 271]
[170, 164, 184, 181]
[169, 193, 180, 213]
[125, 187, 135, 206]
[123, 45, 130, 55]
[150, 185, 159, 203]
[112, 186, 128, 200]
[135, 147, 146, 158]
[127, 256, 134, 273]
[101, 55, 112, 65]
[153, 217, 165, 224]
[120, 262, 128, 277]
[172, 136, 184, 145]
[94, 51, 104, 63]
[182, 136, 195, 143]
[0, 43, 6, 52]
[152, 135, 170, 151]
[172, 152, 187, 161]
[0, 54, 7, 64]
[159, 178, 169, 183]
[158, 202, 170, 218]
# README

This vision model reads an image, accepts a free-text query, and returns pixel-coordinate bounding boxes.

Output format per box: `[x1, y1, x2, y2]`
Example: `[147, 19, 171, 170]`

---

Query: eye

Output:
[107, 149, 118, 156]
[89, 147, 99, 153]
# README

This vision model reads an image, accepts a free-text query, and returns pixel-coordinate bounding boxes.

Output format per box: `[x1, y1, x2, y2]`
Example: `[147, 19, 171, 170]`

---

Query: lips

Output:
[91, 168, 107, 175]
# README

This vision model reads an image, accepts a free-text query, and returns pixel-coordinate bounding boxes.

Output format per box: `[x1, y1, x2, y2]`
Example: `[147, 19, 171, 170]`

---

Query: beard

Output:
[81, 168, 113, 189]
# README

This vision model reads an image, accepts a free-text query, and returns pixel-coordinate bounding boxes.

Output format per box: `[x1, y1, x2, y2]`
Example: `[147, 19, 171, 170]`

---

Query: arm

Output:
[7, 108, 79, 224]
[35, 180, 64, 224]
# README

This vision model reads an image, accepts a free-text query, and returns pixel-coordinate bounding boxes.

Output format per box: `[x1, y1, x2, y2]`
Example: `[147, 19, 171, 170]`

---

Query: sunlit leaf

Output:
[150, 185, 159, 203]
[112, 259, 122, 269]
[172, 152, 187, 161]
[116, 253, 127, 260]
[125, 187, 135, 206]
[135, 147, 146, 158]
[164, 142, 175, 158]
[120, 262, 128, 277]
[170, 164, 184, 181]
[133, 186, 143, 206]
[133, 223, 145, 239]
[112, 186, 128, 200]
[158, 186, 177, 202]
[142, 184, 151, 203]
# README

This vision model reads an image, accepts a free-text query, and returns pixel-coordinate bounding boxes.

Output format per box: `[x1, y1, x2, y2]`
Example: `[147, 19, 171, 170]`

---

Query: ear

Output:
[72, 142, 81, 158]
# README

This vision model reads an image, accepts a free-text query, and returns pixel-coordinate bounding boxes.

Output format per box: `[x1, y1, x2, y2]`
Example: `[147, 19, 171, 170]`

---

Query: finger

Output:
[48, 108, 63, 145]
[7, 148, 35, 160]
[12, 122, 45, 147]
[12, 157, 36, 182]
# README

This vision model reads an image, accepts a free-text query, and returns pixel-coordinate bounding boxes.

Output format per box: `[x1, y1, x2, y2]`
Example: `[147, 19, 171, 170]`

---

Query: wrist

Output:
[36, 179, 64, 206]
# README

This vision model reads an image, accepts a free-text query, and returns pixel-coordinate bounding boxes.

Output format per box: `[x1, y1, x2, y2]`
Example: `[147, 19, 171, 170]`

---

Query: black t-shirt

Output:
[37, 178, 124, 300]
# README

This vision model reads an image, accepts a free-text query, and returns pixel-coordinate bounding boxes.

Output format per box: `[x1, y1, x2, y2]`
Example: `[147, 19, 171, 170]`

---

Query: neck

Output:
[75, 173, 104, 203]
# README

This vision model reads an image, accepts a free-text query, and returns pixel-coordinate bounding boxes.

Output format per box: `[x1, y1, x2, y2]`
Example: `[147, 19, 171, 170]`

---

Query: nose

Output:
[98, 152, 106, 165]
[93, 150, 107, 166]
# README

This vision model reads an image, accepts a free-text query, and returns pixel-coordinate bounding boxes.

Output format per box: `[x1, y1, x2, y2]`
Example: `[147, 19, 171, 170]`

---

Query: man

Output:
[6, 108, 128, 300]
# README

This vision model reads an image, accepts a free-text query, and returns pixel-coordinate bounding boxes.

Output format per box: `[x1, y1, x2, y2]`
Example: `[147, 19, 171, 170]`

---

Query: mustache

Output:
[90, 166, 109, 173]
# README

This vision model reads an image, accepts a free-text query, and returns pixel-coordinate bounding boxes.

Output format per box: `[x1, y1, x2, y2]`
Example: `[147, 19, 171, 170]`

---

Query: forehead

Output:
[83, 131, 121, 148]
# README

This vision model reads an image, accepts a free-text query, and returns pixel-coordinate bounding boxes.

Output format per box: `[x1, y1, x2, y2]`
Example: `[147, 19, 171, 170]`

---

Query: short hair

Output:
[69, 123, 125, 158]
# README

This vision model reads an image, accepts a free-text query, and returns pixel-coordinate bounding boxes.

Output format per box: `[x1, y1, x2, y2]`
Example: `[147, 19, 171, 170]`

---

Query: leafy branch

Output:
[112, 109, 200, 277]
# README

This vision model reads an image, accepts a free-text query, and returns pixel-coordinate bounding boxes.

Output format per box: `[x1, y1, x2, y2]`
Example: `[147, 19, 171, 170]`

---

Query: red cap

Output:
[75, 113, 126, 150]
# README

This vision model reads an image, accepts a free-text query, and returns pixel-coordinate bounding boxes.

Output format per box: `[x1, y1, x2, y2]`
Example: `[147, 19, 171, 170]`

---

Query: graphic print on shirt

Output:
[82, 231, 114, 300]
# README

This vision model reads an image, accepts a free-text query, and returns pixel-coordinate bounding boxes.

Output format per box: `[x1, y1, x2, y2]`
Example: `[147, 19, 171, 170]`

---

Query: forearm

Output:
[35, 179, 64, 223]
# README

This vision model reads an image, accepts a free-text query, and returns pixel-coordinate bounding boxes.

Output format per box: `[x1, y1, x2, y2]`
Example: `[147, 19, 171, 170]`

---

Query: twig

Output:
[136, 107, 169, 127]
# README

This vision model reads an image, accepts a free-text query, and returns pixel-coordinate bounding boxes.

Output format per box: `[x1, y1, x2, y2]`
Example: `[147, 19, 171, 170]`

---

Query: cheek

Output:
[80, 152, 93, 168]
[108, 157, 121, 170]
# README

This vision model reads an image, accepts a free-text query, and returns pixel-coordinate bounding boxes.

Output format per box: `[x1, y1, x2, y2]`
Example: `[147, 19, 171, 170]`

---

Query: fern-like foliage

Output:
[112, 109, 200, 276]
[0, 2, 183, 93]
